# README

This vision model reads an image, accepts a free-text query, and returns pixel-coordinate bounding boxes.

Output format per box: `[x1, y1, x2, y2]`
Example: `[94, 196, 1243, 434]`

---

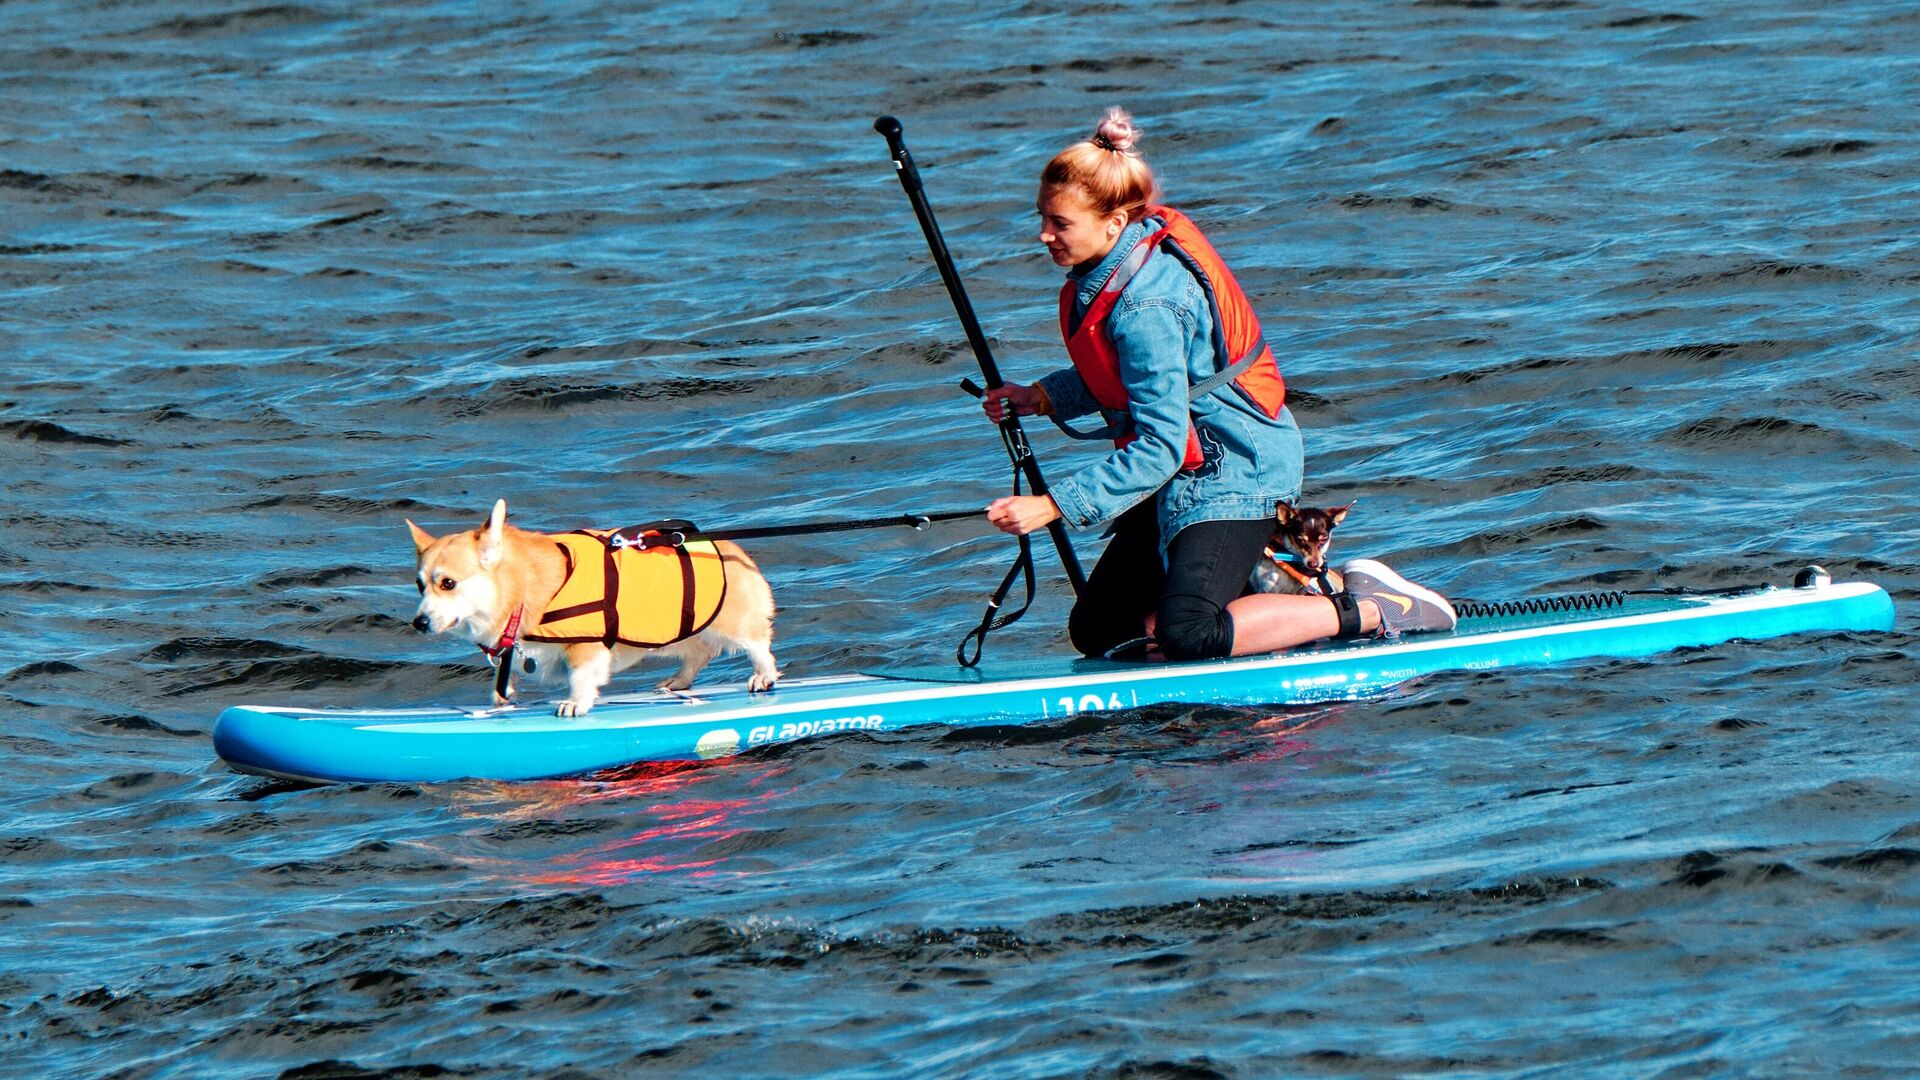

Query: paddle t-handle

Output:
[874, 115, 1007, 391]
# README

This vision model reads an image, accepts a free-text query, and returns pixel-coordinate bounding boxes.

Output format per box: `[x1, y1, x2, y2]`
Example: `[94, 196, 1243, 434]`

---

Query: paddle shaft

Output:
[873, 115, 1087, 595]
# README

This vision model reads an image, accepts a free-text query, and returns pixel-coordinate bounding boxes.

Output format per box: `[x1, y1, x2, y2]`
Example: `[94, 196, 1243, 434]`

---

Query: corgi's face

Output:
[407, 499, 507, 641]
[1272, 501, 1351, 573]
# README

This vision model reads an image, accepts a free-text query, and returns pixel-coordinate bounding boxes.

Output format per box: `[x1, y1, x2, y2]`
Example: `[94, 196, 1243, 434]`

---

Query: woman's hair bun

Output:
[1041, 105, 1158, 217]
[1091, 107, 1139, 153]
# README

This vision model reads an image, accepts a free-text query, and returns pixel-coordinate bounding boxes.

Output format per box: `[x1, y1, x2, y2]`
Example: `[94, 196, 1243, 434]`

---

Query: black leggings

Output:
[1066, 499, 1274, 661]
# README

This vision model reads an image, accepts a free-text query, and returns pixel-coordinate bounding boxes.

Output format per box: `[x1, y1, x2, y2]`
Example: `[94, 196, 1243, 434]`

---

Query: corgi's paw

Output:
[658, 675, 694, 692]
[554, 699, 593, 717]
[749, 671, 779, 693]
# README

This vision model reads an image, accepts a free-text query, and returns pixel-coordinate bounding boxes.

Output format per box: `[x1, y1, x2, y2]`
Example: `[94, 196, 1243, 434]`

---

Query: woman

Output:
[983, 108, 1454, 660]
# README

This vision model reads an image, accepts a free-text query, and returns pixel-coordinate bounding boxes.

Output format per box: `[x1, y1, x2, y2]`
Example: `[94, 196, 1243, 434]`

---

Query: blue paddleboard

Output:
[212, 578, 1895, 784]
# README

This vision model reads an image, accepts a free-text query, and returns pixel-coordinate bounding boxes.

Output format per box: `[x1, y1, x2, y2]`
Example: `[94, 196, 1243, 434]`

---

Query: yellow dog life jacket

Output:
[525, 530, 729, 648]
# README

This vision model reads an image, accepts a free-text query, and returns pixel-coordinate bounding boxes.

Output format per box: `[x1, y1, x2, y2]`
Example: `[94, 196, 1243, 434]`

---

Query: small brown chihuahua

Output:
[1250, 501, 1352, 596]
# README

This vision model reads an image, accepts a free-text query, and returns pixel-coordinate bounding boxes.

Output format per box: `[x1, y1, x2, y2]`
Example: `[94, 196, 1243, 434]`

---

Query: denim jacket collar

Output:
[1066, 218, 1153, 317]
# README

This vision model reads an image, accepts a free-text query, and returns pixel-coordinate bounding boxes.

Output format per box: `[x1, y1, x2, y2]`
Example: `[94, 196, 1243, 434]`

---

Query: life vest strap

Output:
[1188, 332, 1267, 402]
[1046, 410, 1130, 442]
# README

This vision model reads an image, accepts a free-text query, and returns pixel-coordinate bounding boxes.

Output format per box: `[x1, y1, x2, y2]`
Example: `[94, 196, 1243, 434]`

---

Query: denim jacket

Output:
[1036, 218, 1303, 546]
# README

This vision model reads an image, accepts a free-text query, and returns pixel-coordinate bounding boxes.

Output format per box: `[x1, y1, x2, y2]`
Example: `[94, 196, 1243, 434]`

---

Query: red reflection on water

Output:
[1216, 707, 1340, 768]
[493, 758, 801, 887]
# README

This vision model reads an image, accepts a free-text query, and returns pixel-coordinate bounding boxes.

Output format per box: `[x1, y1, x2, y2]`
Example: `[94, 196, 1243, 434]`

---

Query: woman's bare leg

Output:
[1224, 592, 1381, 656]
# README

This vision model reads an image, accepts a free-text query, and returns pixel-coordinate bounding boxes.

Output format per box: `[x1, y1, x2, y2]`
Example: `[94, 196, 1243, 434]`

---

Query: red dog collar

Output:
[478, 606, 524, 661]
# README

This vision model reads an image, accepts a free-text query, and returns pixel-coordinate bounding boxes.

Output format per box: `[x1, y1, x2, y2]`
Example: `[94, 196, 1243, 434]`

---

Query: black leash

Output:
[956, 450, 1039, 667]
[607, 509, 982, 550]
[607, 501, 1038, 668]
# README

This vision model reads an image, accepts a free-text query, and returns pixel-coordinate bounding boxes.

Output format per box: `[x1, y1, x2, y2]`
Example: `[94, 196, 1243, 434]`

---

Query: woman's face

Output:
[1036, 185, 1126, 269]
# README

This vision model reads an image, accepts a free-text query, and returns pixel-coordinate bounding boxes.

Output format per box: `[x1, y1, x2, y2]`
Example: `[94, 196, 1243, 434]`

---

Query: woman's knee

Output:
[1068, 602, 1138, 657]
[1155, 601, 1233, 660]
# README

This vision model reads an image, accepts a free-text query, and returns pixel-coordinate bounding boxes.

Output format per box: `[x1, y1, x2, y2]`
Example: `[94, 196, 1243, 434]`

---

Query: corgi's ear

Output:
[1328, 503, 1353, 526]
[478, 499, 507, 570]
[406, 519, 435, 555]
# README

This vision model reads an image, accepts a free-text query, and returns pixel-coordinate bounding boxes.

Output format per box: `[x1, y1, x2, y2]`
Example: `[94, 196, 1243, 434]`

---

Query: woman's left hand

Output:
[986, 494, 1061, 536]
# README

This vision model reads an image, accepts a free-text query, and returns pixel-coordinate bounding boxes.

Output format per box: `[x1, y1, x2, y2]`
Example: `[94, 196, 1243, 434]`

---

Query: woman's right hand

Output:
[982, 383, 1044, 423]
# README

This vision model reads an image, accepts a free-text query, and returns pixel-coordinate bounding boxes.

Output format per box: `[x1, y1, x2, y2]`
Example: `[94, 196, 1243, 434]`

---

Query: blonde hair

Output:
[1040, 106, 1160, 221]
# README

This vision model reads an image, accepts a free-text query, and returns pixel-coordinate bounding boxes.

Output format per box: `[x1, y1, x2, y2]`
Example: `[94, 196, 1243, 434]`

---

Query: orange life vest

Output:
[1058, 205, 1286, 470]
[525, 530, 728, 649]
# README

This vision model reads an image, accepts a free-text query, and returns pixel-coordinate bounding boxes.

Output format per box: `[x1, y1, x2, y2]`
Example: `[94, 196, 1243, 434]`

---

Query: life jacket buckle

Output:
[610, 529, 685, 551]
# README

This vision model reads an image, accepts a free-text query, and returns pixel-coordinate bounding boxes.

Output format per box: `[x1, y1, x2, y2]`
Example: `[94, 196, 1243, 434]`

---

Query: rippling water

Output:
[5, 1, 1918, 1075]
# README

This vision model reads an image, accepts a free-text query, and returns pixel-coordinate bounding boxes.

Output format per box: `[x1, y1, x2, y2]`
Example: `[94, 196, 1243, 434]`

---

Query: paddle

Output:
[873, 115, 1088, 596]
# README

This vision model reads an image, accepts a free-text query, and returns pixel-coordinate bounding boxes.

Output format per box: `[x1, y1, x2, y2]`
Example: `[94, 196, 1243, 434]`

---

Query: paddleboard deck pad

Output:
[212, 579, 1894, 784]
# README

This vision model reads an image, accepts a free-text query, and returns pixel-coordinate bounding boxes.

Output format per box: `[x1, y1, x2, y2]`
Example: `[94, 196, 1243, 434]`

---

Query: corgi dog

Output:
[407, 499, 778, 716]
[1251, 501, 1352, 596]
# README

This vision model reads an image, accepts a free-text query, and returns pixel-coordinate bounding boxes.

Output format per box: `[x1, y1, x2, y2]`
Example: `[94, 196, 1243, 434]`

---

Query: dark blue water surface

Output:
[5, 1, 1918, 1075]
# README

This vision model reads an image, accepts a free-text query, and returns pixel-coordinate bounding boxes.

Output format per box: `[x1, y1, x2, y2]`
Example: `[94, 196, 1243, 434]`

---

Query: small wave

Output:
[1448, 514, 1610, 556]
[2, 419, 131, 446]
[249, 564, 390, 591]
[521, 338, 711, 361]
[1060, 55, 1172, 73]
[265, 839, 459, 880]
[2, 835, 74, 863]
[1492, 463, 1656, 494]
[0, 241, 82, 255]
[1492, 926, 1618, 949]
[1055, 877, 1611, 935]
[165, 654, 415, 696]
[1664, 850, 1805, 889]
[4, 660, 83, 683]
[1338, 192, 1465, 214]
[1605, 13, 1701, 28]
[448, 374, 773, 415]
[1656, 414, 1832, 449]
[772, 29, 872, 47]
[0, 168, 74, 193]
[1657, 260, 1861, 293]
[0, 578, 102, 595]
[131, 5, 338, 39]
[1778, 139, 1875, 159]
[463, 891, 622, 934]
[238, 495, 434, 519]
[331, 154, 478, 174]
[93, 713, 199, 737]
[142, 637, 305, 663]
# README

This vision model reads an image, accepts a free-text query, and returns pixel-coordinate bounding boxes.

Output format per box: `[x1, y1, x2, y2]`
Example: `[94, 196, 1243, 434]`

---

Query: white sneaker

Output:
[1340, 559, 1457, 637]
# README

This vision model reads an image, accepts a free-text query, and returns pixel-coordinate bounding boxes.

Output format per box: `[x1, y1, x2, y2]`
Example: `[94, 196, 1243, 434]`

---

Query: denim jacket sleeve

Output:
[1034, 366, 1101, 421]
[1044, 278, 1205, 530]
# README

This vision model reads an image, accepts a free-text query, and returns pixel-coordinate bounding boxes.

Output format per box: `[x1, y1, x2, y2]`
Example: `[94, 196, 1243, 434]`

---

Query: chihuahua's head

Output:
[1271, 501, 1352, 574]
[406, 499, 509, 641]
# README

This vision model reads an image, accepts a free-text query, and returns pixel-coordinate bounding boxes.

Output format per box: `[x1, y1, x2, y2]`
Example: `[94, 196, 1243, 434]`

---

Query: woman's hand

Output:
[982, 383, 1046, 423]
[986, 494, 1061, 536]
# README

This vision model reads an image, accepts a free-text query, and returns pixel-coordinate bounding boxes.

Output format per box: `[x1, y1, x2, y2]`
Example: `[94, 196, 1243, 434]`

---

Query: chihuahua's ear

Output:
[1328, 503, 1353, 526]
[406, 519, 435, 555]
[478, 499, 507, 570]
[1273, 500, 1296, 525]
